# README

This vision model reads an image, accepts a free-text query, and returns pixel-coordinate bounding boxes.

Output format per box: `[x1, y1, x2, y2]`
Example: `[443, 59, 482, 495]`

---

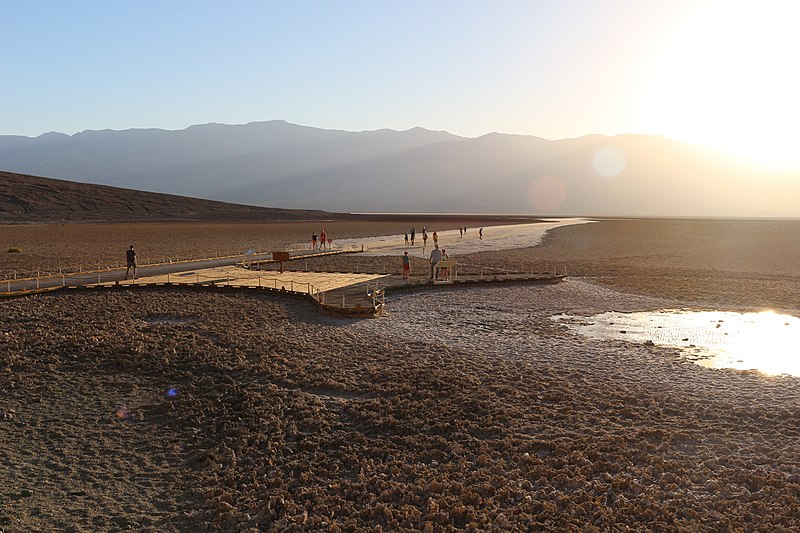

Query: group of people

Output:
[401, 244, 450, 281]
[404, 226, 442, 248]
[310, 230, 333, 250]
[404, 226, 484, 245]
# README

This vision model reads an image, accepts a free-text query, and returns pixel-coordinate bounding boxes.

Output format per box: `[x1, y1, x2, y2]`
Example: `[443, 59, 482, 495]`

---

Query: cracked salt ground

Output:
[352, 279, 676, 365]
[557, 309, 800, 377]
[330, 218, 594, 257]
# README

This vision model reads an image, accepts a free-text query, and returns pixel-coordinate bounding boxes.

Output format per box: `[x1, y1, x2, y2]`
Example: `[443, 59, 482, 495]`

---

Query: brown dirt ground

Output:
[466, 218, 800, 313]
[1, 218, 799, 531]
[0, 219, 494, 279]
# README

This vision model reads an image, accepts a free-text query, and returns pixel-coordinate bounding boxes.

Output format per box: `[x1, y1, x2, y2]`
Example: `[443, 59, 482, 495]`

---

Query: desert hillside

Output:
[0, 170, 336, 223]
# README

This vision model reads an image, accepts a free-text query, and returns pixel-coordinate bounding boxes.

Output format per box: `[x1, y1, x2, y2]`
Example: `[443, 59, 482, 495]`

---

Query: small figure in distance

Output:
[320, 229, 327, 250]
[429, 244, 442, 281]
[311, 232, 318, 250]
[125, 245, 137, 280]
[432, 230, 438, 246]
[422, 230, 428, 250]
[479, 227, 483, 239]
[402, 251, 410, 280]
[404, 232, 409, 246]
[459, 226, 463, 238]
[410, 227, 415, 246]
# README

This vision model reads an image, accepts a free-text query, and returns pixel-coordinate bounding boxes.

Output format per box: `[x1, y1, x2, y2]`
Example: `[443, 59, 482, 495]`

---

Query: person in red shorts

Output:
[401, 251, 410, 279]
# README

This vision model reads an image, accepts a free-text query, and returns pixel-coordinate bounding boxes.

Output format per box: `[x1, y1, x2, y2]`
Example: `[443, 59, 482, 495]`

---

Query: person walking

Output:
[311, 232, 318, 250]
[404, 233, 409, 246]
[410, 227, 415, 246]
[432, 230, 438, 246]
[125, 245, 137, 280]
[320, 230, 327, 250]
[479, 227, 483, 239]
[402, 251, 411, 280]
[459, 227, 463, 238]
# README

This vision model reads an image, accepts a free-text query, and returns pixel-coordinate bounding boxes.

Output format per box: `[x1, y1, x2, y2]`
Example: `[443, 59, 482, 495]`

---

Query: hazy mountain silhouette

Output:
[1, 121, 797, 217]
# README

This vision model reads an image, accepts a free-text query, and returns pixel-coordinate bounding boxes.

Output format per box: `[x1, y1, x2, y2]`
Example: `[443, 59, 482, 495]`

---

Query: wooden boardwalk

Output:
[2, 254, 566, 317]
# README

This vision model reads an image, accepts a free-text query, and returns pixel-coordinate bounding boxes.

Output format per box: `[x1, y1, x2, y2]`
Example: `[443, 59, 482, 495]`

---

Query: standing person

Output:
[125, 245, 137, 280]
[439, 248, 450, 280]
[432, 230, 438, 246]
[401, 251, 411, 279]
[404, 233, 409, 246]
[422, 230, 428, 249]
[479, 227, 483, 239]
[320, 229, 327, 250]
[459, 227, 463, 238]
[410, 226, 416, 246]
[311, 232, 318, 250]
[429, 244, 442, 280]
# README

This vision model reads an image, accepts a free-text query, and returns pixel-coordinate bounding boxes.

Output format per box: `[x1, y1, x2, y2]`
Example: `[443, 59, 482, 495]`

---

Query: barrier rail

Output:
[0, 245, 365, 284]
[2, 266, 385, 316]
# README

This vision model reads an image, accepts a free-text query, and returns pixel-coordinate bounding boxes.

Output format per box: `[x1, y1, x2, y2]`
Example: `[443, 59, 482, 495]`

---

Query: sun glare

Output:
[640, 0, 800, 170]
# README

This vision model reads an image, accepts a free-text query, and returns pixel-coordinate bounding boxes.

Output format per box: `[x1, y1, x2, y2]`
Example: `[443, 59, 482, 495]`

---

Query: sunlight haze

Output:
[2, 0, 798, 170]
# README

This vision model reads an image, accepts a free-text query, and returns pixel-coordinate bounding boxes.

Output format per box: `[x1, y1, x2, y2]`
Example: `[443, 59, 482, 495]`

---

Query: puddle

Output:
[555, 310, 800, 377]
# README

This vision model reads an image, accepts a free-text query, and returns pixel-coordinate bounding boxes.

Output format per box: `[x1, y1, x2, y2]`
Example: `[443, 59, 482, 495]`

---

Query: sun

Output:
[639, 0, 800, 170]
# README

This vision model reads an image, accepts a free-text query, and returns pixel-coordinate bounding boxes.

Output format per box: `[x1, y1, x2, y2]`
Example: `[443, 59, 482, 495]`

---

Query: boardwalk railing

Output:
[2, 267, 384, 316]
[0, 244, 365, 283]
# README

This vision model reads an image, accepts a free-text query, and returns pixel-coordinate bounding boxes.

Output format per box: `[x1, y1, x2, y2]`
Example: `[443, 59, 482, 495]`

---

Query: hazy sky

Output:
[2, 0, 798, 168]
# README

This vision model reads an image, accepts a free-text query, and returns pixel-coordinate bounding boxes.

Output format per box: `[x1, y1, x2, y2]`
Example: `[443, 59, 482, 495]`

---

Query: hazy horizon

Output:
[4, 1, 799, 171]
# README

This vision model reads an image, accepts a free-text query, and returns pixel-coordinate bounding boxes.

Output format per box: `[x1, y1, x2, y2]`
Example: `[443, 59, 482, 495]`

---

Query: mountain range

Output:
[1, 120, 798, 217]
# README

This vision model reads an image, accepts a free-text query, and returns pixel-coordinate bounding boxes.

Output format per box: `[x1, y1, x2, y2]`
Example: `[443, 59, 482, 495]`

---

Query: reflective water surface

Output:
[556, 310, 800, 377]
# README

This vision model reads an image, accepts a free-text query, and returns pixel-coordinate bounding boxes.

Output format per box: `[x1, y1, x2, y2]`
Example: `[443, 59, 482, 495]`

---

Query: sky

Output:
[2, 0, 799, 169]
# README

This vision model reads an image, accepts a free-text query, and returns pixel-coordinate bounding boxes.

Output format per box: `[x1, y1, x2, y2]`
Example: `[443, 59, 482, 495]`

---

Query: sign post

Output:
[272, 251, 290, 273]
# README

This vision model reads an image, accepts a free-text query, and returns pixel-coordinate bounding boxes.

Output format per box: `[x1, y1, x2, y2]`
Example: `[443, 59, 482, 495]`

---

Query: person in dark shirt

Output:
[125, 245, 137, 280]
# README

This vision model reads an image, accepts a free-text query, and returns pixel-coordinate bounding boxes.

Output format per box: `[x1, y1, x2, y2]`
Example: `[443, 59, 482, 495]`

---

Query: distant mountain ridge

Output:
[1, 120, 798, 217]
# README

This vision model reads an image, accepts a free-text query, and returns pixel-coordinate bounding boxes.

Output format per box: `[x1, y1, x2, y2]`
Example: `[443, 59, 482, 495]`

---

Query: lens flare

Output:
[593, 146, 626, 177]
[528, 175, 567, 212]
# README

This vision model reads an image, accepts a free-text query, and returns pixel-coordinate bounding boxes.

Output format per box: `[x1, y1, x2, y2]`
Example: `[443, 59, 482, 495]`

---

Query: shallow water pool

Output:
[555, 309, 800, 377]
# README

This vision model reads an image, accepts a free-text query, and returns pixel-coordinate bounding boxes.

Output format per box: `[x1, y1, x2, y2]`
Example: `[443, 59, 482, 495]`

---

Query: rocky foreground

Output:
[2, 281, 800, 531]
